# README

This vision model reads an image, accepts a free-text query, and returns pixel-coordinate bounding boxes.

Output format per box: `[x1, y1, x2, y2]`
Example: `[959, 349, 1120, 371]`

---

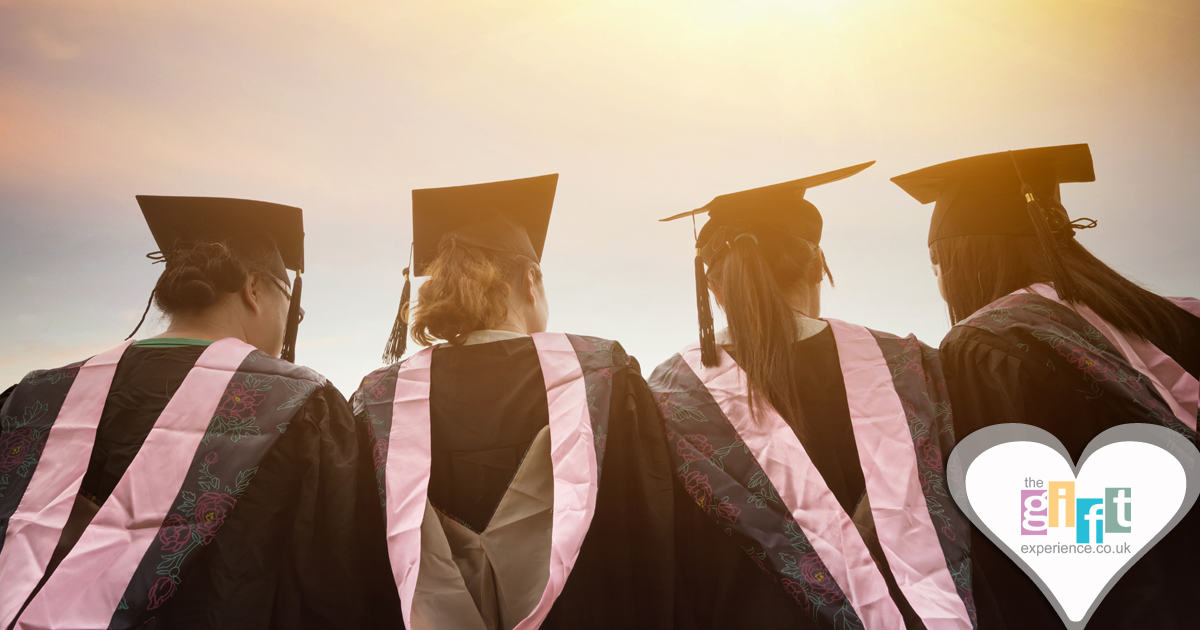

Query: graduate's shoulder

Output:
[647, 351, 689, 390]
[558, 332, 641, 374]
[239, 349, 327, 385]
[853, 323, 940, 355]
[940, 319, 1023, 358]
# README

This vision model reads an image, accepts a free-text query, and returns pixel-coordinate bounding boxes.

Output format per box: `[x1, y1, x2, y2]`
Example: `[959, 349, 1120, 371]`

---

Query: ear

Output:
[522, 267, 539, 304]
[241, 273, 264, 315]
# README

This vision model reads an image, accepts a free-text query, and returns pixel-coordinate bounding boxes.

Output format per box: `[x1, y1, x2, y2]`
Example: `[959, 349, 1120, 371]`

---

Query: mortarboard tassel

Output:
[124, 289, 157, 341]
[695, 251, 718, 367]
[1009, 153, 1081, 303]
[281, 272, 303, 363]
[382, 267, 411, 364]
[125, 251, 170, 340]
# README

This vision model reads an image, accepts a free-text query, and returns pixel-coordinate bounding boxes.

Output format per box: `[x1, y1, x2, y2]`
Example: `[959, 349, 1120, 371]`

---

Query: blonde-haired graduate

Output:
[352, 175, 675, 630]
[894, 144, 1200, 630]
[649, 163, 1003, 630]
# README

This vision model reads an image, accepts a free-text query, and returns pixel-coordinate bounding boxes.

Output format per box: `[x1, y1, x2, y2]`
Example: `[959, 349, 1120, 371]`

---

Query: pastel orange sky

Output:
[2, 0, 1198, 391]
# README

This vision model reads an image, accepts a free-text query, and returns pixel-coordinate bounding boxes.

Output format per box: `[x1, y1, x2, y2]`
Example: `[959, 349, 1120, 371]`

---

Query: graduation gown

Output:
[942, 284, 1200, 630]
[0, 339, 386, 629]
[352, 331, 674, 630]
[650, 319, 997, 630]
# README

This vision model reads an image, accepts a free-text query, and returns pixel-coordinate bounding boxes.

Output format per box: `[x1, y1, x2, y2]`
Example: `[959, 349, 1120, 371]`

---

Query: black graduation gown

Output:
[354, 335, 675, 629]
[942, 305, 1200, 630]
[0, 344, 389, 629]
[667, 328, 1005, 630]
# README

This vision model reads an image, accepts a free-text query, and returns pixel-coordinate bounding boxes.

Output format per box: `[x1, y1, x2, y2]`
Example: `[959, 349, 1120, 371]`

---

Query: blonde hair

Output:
[410, 238, 542, 346]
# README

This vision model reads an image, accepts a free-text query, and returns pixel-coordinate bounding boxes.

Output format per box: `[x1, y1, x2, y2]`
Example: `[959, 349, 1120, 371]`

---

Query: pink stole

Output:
[1, 338, 254, 630]
[682, 320, 972, 630]
[0, 341, 133, 629]
[1023, 284, 1199, 430]
[384, 332, 598, 630]
[826, 320, 973, 629]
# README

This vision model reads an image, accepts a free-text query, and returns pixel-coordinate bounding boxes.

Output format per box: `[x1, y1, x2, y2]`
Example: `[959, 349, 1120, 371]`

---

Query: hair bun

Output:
[154, 242, 250, 314]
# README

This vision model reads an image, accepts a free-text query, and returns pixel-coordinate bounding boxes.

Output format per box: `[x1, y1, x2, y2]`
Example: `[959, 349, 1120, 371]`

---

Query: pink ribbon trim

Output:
[384, 346, 434, 629]
[15, 338, 255, 630]
[514, 332, 599, 630]
[385, 333, 598, 629]
[0, 341, 133, 629]
[680, 344, 904, 630]
[826, 319, 972, 629]
[1023, 284, 1198, 430]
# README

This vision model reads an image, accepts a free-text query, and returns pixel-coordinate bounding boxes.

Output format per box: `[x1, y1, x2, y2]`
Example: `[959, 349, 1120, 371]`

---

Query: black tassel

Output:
[125, 289, 156, 340]
[281, 273, 303, 363]
[1009, 153, 1080, 302]
[382, 268, 411, 364]
[695, 252, 717, 367]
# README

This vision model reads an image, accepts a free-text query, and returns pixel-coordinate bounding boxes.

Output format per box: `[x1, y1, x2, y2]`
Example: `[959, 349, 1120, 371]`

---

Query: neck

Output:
[492, 321, 529, 335]
[785, 284, 821, 319]
[156, 307, 250, 344]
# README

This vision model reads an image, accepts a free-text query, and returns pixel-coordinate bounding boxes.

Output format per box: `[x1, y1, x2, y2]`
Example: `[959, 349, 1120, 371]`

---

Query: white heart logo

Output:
[947, 423, 1198, 629]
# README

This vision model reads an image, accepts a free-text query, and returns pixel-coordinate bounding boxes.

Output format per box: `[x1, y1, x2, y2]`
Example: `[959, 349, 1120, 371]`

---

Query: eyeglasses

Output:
[265, 276, 304, 324]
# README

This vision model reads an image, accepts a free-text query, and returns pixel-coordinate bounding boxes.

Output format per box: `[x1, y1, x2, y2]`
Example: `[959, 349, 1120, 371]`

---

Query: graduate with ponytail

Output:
[0, 197, 384, 629]
[894, 144, 1200, 629]
[650, 163, 997, 630]
[353, 174, 674, 630]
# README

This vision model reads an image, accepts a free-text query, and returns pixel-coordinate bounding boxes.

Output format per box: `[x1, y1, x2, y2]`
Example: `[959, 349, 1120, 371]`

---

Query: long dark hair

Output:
[706, 231, 831, 435]
[932, 234, 1192, 349]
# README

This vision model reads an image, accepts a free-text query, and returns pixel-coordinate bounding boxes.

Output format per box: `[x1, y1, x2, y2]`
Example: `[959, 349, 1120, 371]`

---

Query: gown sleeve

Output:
[543, 363, 677, 629]
[153, 381, 397, 630]
[0, 384, 14, 414]
[940, 326, 1103, 456]
[269, 381, 400, 628]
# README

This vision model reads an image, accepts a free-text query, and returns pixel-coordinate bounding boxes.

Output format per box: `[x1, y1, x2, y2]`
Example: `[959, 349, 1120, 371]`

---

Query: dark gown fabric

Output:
[0, 345, 388, 630]
[942, 301, 1200, 630]
[427, 338, 551, 532]
[356, 336, 676, 630]
[668, 328, 1005, 630]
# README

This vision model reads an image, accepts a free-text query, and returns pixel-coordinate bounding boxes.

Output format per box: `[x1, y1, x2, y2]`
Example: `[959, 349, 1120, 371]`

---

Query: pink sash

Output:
[1023, 284, 1199, 430]
[826, 319, 973, 629]
[681, 345, 905, 630]
[11, 338, 255, 630]
[0, 341, 133, 629]
[384, 333, 599, 630]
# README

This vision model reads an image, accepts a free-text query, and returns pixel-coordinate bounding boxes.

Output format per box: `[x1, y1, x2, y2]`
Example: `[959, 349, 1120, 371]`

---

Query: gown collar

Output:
[458, 329, 530, 346]
[714, 316, 829, 347]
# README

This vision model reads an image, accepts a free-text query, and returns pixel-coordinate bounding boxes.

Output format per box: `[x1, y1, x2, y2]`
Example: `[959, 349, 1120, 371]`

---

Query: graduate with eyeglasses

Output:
[353, 174, 675, 630]
[650, 163, 998, 630]
[0, 197, 385, 629]
[894, 144, 1200, 629]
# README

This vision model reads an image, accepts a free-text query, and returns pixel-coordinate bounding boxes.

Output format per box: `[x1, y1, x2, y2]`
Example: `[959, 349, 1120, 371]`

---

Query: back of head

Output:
[153, 236, 281, 316]
[932, 234, 1193, 349]
[410, 237, 543, 347]
[706, 230, 830, 436]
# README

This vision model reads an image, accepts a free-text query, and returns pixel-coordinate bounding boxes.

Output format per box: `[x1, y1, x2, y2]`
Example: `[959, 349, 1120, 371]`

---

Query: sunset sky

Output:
[2, 0, 1198, 392]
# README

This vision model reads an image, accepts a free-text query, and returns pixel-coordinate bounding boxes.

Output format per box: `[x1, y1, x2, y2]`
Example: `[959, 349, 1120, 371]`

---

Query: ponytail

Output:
[706, 232, 828, 435]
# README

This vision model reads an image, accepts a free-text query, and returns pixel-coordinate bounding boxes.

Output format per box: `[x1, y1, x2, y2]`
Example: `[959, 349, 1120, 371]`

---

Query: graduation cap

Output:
[892, 143, 1097, 300]
[383, 174, 558, 363]
[660, 161, 875, 366]
[130, 196, 307, 362]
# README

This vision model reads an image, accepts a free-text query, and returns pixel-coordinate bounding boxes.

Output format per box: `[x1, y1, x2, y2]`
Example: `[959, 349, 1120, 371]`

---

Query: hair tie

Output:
[733, 233, 759, 245]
